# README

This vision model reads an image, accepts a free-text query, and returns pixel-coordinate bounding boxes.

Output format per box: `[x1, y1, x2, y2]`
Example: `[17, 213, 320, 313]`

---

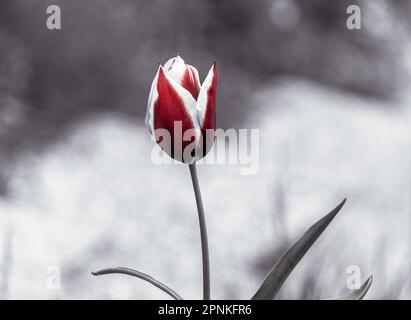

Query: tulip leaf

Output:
[330, 275, 373, 300]
[252, 199, 347, 300]
[92, 267, 183, 300]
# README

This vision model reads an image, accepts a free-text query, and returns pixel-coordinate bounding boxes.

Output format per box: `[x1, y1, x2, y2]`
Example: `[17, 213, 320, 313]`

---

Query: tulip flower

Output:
[145, 55, 217, 299]
[145, 56, 217, 163]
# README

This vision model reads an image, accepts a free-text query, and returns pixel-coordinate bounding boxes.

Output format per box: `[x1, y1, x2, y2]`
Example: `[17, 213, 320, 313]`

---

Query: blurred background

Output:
[0, 0, 411, 299]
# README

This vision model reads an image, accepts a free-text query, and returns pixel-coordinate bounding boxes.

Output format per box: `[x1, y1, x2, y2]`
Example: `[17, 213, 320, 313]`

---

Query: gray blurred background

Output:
[0, 0, 411, 299]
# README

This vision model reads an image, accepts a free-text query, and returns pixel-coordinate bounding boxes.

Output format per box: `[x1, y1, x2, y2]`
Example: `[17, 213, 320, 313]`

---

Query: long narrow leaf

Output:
[331, 275, 373, 300]
[92, 267, 183, 300]
[252, 199, 347, 300]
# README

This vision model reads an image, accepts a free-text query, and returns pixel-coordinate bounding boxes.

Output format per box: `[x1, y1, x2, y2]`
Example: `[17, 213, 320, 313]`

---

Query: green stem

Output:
[189, 163, 210, 300]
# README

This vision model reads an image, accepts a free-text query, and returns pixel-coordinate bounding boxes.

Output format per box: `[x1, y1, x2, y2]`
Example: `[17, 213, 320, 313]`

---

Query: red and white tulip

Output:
[145, 56, 217, 163]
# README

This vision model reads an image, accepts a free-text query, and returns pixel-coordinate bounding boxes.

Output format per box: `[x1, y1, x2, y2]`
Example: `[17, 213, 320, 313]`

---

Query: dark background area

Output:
[0, 0, 409, 165]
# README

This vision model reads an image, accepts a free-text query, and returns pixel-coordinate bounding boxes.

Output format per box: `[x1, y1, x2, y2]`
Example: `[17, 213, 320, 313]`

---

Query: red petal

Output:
[198, 63, 217, 158]
[154, 67, 197, 160]
[181, 67, 201, 100]
[201, 62, 217, 134]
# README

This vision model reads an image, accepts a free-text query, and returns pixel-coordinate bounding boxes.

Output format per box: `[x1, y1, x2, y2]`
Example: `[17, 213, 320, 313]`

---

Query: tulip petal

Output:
[196, 63, 217, 157]
[182, 65, 201, 100]
[154, 66, 200, 162]
[164, 56, 183, 72]
[156, 66, 199, 126]
[164, 55, 186, 84]
[196, 63, 217, 132]
[164, 56, 201, 100]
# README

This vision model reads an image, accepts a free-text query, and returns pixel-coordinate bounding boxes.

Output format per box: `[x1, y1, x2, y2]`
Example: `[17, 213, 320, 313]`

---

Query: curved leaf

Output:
[331, 275, 373, 300]
[252, 199, 347, 300]
[92, 267, 183, 300]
